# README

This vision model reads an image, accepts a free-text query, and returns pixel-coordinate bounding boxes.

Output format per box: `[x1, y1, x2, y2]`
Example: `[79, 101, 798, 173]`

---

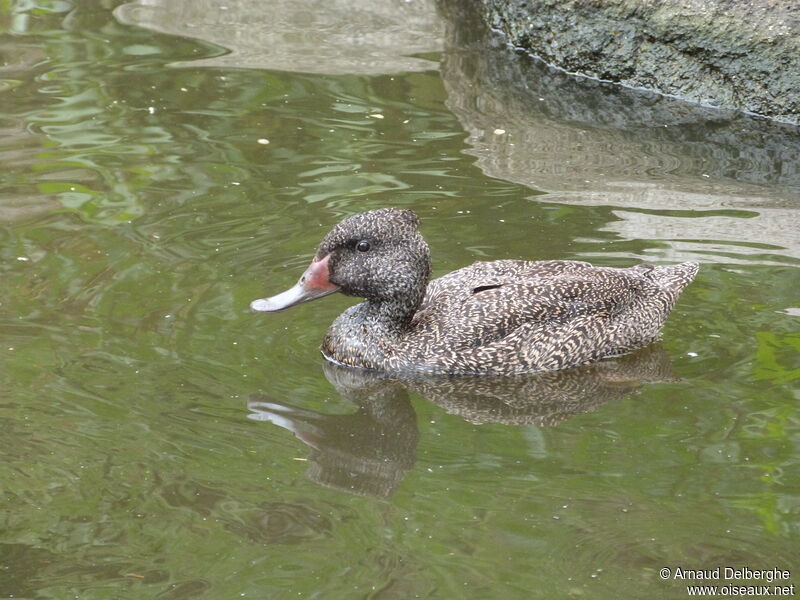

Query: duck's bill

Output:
[249, 281, 338, 312]
[250, 253, 339, 313]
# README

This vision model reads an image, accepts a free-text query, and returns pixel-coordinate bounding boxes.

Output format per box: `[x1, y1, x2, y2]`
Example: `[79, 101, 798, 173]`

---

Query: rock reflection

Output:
[115, 0, 443, 75]
[249, 345, 675, 497]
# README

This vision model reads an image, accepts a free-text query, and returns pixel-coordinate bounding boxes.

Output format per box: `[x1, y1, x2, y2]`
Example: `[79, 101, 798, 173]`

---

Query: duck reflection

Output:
[248, 345, 675, 497]
[248, 377, 419, 498]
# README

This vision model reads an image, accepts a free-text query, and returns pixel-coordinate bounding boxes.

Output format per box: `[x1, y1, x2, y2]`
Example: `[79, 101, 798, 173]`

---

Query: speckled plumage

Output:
[323, 343, 677, 427]
[259, 208, 698, 375]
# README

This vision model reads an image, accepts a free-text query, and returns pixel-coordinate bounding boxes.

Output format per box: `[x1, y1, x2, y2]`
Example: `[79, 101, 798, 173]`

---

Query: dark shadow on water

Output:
[0, 543, 58, 599]
[248, 344, 676, 497]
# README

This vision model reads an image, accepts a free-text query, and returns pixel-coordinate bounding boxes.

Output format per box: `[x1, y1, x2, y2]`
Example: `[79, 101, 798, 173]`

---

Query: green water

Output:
[1, 1, 798, 599]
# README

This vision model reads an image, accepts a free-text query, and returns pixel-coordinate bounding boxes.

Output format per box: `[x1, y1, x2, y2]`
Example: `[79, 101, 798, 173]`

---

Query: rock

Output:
[465, 0, 800, 124]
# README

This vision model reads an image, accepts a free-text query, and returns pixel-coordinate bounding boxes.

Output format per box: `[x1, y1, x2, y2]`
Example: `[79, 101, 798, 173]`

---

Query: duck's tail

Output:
[650, 261, 699, 294]
[613, 261, 699, 354]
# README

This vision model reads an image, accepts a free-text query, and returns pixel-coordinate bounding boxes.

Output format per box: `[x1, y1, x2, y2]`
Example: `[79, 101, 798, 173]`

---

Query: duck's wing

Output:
[407, 260, 697, 375]
[415, 264, 649, 349]
[421, 259, 594, 310]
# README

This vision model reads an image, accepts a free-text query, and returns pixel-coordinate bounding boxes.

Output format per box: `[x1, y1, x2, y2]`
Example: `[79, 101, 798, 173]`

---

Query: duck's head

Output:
[250, 208, 431, 313]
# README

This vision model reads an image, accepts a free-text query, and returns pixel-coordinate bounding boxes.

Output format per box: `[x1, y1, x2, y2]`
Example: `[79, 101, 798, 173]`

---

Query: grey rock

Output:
[464, 0, 800, 123]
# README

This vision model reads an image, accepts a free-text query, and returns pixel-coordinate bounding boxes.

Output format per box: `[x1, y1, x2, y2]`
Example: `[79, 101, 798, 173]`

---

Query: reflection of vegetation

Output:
[737, 403, 800, 536]
[754, 331, 800, 383]
[4, 0, 469, 225]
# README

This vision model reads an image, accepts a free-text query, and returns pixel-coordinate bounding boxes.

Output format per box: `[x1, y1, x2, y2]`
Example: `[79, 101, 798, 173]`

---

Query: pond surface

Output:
[1, 1, 799, 598]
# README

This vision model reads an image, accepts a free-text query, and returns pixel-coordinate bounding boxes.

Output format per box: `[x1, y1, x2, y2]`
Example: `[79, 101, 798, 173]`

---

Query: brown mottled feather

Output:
[280, 208, 697, 375]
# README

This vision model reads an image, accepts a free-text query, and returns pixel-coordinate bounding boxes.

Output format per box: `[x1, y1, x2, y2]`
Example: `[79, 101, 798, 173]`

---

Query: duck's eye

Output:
[356, 240, 371, 252]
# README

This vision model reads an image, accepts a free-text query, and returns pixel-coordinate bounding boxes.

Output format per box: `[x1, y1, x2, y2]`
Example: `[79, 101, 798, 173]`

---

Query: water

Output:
[1, 1, 798, 598]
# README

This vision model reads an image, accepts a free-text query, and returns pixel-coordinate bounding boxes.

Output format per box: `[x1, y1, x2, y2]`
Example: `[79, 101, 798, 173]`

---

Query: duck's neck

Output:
[359, 258, 428, 335]
[358, 295, 421, 335]
[322, 285, 425, 370]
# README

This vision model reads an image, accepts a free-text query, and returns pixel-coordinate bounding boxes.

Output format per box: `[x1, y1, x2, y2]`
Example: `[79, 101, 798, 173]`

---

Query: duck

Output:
[250, 208, 698, 375]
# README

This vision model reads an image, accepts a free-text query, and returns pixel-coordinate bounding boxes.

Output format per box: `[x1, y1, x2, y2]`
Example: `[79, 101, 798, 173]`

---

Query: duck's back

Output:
[400, 259, 698, 374]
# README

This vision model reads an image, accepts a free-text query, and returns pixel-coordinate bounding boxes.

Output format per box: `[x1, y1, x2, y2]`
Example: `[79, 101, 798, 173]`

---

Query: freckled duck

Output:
[250, 208, 698, 375]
